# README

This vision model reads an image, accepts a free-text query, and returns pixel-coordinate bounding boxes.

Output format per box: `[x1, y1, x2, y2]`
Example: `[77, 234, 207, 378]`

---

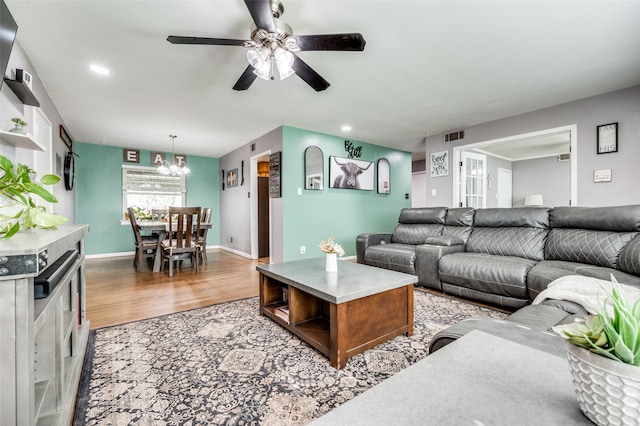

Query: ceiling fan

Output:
[167, 0, 366, 92]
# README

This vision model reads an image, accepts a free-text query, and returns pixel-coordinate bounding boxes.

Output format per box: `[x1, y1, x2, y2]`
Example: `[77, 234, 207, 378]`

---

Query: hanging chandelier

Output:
[157, 135, 191, 176]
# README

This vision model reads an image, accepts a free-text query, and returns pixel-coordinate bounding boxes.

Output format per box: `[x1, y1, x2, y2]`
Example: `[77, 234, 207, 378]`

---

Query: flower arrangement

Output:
[319, 236, 345, 257]
[0, 155, 67, 238]
[553, 276, 640, 366]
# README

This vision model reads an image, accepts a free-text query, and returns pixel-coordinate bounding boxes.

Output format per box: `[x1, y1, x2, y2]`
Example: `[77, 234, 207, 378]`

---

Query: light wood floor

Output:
[85, 249, 266, 329]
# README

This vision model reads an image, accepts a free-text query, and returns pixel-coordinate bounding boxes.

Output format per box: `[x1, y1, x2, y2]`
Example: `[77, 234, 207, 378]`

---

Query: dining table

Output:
[137, 221, 213, 272]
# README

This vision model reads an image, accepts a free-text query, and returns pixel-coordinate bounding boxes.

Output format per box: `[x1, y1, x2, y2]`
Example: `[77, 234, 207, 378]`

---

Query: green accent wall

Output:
[76, 142, 219, 255]
[281, 126, 412, 261]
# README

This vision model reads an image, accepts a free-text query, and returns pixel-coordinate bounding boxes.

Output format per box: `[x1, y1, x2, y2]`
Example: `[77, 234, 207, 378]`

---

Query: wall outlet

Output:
[230, 237, 233, 243]
[300, 246, 306, 254]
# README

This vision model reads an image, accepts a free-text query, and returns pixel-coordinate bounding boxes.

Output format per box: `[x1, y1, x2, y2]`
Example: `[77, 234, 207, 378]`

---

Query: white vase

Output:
[325, 253, 337, 272]
[564, 341, 640, 426]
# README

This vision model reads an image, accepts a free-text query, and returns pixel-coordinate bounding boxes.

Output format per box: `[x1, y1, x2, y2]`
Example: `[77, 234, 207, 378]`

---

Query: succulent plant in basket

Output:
[552, 276, 640, 426]
[553, 276, 640, 366]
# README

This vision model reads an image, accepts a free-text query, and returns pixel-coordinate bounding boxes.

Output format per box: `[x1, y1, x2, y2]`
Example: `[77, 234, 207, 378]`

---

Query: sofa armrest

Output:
[425, 236, 465, 246]
[356, 233, 393, 264]
[415, 243, 466, 290]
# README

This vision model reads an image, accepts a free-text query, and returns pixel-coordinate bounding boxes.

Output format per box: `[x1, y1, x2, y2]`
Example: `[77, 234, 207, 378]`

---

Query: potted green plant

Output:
[0, 155, 68, 238]
[9, 117, 28, 134]
[553, 276, 640, 426]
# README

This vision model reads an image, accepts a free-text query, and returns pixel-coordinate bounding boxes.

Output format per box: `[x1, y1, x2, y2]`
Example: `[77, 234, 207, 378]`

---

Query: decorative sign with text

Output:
[123, 149, 140, 163]
[269, 151, 282, 198]
[344, 140, 362, 159]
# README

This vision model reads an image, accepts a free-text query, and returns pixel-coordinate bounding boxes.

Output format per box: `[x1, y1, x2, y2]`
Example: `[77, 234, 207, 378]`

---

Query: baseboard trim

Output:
[86, 245, 222, 260]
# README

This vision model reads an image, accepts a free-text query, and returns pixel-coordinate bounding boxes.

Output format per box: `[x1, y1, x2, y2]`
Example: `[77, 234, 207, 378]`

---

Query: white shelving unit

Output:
[0, 129, 45, 151]
[0, 225, 90, 426]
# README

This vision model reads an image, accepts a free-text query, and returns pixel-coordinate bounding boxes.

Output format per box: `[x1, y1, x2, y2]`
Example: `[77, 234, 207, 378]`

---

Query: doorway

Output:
[497, 168, 512, 208]
[250, 151, 271, 260]
[452, 124, 577, 207]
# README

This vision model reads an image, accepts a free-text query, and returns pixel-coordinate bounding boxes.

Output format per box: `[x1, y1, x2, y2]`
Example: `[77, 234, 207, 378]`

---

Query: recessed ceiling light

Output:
[90, 65, 110, 75]
[341, 125, 352, 132]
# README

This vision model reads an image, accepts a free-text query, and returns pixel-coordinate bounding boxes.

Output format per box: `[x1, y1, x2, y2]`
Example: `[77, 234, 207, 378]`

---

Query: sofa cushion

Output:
[545, 228, 637, 268]
[364, 243, 417, 274]
[526, 260, 640, 301]
[466, 227, 548, 261]
[398, 207, 447, 224]
[439, 252, 536, 299]
[550, 205, 640, 232]
[392, 223, 444, 245]
[473, 207, 550, 228]
[618, 235, 640, 276]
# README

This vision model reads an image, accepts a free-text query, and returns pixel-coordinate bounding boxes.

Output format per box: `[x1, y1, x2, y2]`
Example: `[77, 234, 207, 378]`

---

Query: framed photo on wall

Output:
[329, 156, 374, 190]
[226, 168, 238, 188]
[597, 122, 618, 154]
[430, 151, 449, 177]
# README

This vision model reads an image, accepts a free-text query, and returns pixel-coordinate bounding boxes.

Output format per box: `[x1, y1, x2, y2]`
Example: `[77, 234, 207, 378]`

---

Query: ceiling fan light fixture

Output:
[247, 47, 272, 80]
[274, 47, 295, 80]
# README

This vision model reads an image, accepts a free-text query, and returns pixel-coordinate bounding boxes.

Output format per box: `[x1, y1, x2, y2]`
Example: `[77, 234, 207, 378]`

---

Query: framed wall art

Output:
[59, 124, 74, 151]
[226, 168, 238, 188]
[597, 122, 618, 154]
[430, 151, 449, 177]
[329, 155, 374, 190]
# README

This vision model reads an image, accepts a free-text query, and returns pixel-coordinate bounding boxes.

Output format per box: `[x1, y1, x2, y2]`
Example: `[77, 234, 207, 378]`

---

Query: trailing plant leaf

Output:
[0, 155, 67, 238]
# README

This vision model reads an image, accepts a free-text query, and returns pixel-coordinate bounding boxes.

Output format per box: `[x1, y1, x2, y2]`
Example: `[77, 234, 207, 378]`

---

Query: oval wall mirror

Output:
[304, 146, 324, 190]
[377, 158, 390, 194]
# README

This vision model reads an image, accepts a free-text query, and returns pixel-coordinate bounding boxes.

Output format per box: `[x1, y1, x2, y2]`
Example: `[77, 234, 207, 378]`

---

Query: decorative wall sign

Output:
[597, 122, 618, 154]
[593, 168, 612, 183]
[59, 124, 74, 151]
[151, 151, 166, 166]
[344, 140, 362, 159]
[377, 158, 390, 194]
[329, 155, 374, 190]
[269, 151, 282, 198]
[226, 168, 238, 188]
[123, 149, 140, 163]
[430, 151, 449, 177]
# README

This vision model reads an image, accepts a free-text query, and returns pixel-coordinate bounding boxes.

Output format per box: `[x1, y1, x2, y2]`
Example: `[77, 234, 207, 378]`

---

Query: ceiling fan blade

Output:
[291, 55, 330, 92]
[244, 0, 276, 32]
[294, 33, 366, 51]
[167, 36, 246, 46]
[233, 65, 258, 91]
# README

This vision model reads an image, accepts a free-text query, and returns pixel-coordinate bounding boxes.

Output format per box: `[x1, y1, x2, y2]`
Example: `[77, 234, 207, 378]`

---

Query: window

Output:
[122, 166, 185, 215]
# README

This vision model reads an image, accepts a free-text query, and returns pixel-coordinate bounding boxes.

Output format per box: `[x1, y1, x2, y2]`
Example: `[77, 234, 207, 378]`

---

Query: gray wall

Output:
[425, 85, 640, 207]
[0, 42, 75, 221]
[219, 127, 283, 260]
[513, 156, 571, 207]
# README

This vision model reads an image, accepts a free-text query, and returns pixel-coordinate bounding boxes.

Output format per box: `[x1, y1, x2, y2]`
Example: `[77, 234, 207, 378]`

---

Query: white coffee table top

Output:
[257, 258, 417, 304]
[311, 330, 592, 425]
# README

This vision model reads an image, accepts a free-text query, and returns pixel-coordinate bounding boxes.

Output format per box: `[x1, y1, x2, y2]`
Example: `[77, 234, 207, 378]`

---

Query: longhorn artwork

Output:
[329, 156, 374, 190]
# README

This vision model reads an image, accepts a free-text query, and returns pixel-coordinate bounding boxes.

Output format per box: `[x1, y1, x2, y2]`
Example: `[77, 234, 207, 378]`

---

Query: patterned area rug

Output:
[74, 291, 505, 425]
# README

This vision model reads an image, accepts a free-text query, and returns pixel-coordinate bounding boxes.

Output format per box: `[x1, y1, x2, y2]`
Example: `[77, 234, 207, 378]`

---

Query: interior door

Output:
[460, 151, 486, 208]
[497, 168, 512, 208]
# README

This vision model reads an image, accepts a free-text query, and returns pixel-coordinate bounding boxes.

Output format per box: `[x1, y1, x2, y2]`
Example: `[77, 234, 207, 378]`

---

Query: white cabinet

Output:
[0, 225, 89, 426]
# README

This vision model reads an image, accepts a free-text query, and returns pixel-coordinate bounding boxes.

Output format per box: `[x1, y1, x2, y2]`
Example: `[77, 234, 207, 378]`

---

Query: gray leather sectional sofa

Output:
[357, 205, 640, 309]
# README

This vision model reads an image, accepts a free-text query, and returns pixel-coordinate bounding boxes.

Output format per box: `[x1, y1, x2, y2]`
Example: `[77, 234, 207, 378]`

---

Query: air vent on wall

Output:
[444, 130, 464, 143]
[558, 153, 570, 162]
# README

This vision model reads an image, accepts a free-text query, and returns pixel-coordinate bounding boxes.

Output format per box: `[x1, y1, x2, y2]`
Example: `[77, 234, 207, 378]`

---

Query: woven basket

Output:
[565, 341, 640, 426]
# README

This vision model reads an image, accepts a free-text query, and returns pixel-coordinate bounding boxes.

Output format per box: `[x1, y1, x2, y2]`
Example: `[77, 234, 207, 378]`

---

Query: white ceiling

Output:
[6, 1, 640, 158]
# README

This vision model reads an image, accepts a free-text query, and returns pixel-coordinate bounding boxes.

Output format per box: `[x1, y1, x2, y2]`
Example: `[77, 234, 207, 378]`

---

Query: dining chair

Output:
[161, 206, 201, 277]
[195, 207, 212, 264]
[127, 207, 159, 271]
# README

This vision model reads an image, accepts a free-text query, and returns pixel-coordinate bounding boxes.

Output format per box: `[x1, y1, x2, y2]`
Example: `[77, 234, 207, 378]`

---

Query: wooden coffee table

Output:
[257, 258, 417, 369]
